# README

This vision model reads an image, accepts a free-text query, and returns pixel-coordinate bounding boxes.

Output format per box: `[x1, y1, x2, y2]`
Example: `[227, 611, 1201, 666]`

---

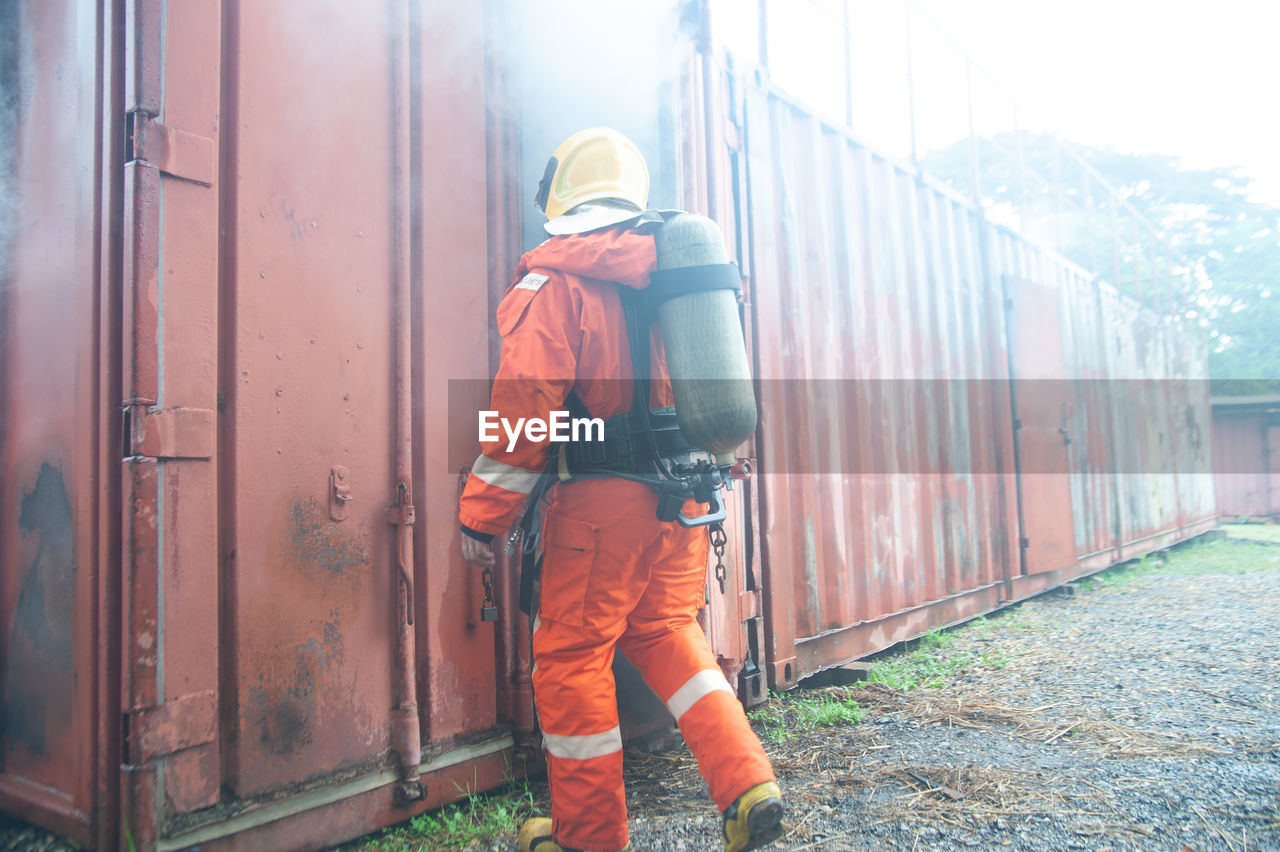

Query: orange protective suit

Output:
[458, 227, 775, 851]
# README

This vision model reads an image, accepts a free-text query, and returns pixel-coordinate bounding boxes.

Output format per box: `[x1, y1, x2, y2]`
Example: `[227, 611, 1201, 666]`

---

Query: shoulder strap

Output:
[562, 285, 653, 430]
[618, 287, 663, 466]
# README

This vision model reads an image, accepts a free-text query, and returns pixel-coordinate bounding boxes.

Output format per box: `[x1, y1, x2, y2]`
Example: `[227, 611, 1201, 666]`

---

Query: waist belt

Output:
[560, 407, 699, 476]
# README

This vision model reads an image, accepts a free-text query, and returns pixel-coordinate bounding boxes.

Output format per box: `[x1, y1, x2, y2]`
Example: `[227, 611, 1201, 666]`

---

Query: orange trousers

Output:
[531, 478, 776, 852]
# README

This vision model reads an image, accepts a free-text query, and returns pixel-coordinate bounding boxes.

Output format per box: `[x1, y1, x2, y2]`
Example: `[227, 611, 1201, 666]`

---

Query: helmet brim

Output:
[544, 201, 643, 236]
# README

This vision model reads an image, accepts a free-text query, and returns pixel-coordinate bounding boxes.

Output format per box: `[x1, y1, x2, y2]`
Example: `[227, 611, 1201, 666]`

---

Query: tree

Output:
[920, 133, 1280, 388]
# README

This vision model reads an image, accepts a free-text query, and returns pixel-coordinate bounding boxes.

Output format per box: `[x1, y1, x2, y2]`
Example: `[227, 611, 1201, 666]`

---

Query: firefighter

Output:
[458, 127, 783, 852]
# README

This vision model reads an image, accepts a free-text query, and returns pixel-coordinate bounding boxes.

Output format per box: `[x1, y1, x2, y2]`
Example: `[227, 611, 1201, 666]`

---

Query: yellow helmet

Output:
[534, 127, 650, 226]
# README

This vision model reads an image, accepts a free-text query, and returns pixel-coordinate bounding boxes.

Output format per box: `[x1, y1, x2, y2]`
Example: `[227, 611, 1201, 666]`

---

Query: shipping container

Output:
[1, 2, 1214, 850]
[1211, 397, 1280, 519]
[719, 67, 1215, 688]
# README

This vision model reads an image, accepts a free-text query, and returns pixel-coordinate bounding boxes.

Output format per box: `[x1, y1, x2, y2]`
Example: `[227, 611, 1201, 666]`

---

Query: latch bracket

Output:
[330, 465, 353, 521]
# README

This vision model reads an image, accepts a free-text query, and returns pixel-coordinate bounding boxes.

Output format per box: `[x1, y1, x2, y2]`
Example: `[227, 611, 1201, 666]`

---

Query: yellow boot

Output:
[721, 781, 785, 852]
[517, 817, 630, 852]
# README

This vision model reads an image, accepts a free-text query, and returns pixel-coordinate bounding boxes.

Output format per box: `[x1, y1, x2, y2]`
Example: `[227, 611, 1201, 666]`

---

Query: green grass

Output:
[748, 690, 865, 743]
[1220, 522, 1280, 544]
[363, 780, 539, 852]
[1079, 535, 1280, 593]
[865, 625, 1009, 691]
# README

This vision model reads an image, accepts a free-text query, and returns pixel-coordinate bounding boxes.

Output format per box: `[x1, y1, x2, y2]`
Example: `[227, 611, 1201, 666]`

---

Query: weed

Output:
[369, 775, 542, 851]
[868, 629, 965, 690]
[797, 694, 865, 728]
[748, 690, 865, 742]
[965, 615, 997, 639]
[864, 623, 1012, 691]
[748, 700, 789, 743]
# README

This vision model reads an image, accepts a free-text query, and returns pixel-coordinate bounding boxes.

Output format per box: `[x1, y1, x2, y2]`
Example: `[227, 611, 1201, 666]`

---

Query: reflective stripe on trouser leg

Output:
[533, 617, 630, 851]
[620, 620, 776, 811]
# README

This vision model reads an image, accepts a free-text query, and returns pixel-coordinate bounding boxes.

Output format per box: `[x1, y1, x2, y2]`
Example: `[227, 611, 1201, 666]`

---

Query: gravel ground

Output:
[497, 533, 1280, 852]
[4, 533, 1277, 852]
[352, 532, 1278, 852]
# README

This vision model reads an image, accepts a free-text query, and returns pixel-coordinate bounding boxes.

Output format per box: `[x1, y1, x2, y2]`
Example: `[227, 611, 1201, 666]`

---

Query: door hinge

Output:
[125, 690, 217, 762]
[128, 111, 215, 186]
[128, 406, 214, 459]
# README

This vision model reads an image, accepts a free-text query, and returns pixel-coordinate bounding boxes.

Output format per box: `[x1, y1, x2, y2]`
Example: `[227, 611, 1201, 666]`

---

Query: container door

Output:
[697, 58, 769, 708]
[113, 3, 512, 850]
[1004, 275, 1077, 575]
[1269, 425, 1280, 516]
[0, 3, 107, 846]
[219, 0, 403, 797]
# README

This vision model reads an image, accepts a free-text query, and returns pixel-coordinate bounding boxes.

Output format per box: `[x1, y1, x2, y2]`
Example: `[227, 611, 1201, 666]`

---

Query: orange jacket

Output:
[458, 226, 674, 540]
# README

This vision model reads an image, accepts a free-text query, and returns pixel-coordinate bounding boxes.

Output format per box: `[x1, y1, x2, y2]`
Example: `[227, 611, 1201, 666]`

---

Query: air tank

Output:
[652, 213, 757, 458]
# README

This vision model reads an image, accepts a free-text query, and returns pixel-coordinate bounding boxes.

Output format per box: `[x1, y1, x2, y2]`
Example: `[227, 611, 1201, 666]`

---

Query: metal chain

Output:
[709, 522, 728, 594]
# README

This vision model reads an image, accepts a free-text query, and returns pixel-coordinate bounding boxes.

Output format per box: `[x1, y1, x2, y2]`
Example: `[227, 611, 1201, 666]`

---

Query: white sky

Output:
[712, 0, 1280, 206]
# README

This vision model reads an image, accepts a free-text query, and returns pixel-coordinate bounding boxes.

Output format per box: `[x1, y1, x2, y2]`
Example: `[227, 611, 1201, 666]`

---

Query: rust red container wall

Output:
[726, 66, 1213, 690]
[671, 45, 772, 705]
[222, 0, 400, 798]
[737, 81, 1021, 689]
[413, 0, 506, 746]
[1212, 405, 1280, 519]
[118, 2, 513, 849]
[0, 3, 103, 845]
[478, 0, 540, 744]
[121, 0, 224, 834]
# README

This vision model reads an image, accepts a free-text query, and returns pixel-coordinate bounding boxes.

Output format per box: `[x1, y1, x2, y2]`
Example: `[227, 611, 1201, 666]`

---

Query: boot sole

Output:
[739, 797, 784, 852]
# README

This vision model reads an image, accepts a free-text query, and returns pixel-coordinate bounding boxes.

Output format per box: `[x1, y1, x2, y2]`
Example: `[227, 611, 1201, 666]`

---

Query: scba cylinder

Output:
[652, 213, 757, 458]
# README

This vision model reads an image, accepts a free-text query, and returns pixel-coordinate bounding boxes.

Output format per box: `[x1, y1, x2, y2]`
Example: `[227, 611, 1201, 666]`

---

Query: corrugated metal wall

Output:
[723, 69, 1216, 688]
[1212, 407, 1280, 518]
[738, 85, 1019, 687]
[988, 234, 1216, 570]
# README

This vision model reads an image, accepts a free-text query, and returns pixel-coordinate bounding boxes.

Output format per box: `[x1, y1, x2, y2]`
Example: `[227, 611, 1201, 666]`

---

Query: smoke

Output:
[506, 0, 690, 248]
[0, 2, 18, 294]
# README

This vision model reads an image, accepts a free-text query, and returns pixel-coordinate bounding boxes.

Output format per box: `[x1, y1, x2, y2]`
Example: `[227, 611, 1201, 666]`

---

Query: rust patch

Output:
[239, 497, 368, 767]
[289, 497, 367, 577]
[4, 462, 75, 757]
[245, 617, 346, 758]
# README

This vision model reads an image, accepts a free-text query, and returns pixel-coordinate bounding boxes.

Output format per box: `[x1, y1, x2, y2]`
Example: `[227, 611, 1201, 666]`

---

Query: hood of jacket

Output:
[510, 226, 656, 293]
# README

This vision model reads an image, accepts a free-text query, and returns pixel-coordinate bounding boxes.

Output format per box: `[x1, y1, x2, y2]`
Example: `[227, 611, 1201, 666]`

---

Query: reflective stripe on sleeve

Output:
[471, 454, 540, 495]
[542, 726, 622, 761]
[665, 670, 735, 723]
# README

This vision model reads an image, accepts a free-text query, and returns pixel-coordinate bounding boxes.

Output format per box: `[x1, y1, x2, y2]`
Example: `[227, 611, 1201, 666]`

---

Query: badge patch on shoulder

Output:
[514, 273, 549, 292]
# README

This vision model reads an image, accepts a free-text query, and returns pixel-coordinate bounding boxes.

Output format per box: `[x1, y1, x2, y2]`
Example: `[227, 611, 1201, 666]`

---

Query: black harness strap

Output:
[646, 262, 742, 306]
